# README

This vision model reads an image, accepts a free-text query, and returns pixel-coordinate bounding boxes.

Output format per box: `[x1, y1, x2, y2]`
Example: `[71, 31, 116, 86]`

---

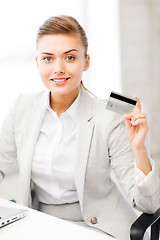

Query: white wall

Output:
[119, 0, 160, 165]
[82, 0, 121, 98]
[0, 0, 121, 126]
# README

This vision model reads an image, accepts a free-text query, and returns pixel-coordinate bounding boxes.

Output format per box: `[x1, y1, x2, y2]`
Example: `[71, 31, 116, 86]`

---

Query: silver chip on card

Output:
[106, 91, 137, 114]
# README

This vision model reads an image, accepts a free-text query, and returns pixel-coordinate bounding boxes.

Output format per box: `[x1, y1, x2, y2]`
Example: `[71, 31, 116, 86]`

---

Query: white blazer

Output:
[0, 88, 160, 240]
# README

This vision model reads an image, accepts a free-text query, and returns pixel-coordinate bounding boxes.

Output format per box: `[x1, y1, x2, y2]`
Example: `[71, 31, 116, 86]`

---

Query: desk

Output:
[0, 198, 116, 240]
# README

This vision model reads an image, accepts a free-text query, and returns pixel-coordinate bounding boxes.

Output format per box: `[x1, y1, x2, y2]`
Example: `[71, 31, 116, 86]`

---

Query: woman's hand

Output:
[124, 96, 152, 175]
[123, 96, 148, 150]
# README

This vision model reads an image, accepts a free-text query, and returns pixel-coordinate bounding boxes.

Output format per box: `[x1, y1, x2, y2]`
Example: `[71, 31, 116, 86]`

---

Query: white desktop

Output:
[0, 198, 116, 240]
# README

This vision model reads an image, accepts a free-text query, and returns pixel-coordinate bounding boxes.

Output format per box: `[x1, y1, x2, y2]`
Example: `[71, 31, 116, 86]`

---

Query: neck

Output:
[50, 89, 80, 117]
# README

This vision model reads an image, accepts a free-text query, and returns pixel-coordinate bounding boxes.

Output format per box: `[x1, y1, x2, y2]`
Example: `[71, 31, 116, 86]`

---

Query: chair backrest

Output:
[130, 208, 160, 240]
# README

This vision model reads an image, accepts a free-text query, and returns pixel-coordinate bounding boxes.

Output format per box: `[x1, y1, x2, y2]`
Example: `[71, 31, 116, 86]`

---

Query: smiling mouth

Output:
[50, 77, 70, 82]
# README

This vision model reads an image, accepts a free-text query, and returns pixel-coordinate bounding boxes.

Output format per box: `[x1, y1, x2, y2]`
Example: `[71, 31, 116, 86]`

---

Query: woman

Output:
[0, 15, 159, 240]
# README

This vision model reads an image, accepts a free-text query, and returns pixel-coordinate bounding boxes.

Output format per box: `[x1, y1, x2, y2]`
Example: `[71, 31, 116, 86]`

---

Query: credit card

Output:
[106, 91, 137, 114]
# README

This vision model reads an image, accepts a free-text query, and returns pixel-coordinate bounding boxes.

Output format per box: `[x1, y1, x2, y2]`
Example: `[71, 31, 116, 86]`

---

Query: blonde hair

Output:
[37, 15, 88, 57]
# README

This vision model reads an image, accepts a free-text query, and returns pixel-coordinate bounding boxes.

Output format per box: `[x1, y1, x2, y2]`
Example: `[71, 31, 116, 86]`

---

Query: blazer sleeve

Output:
[0, 102, 17, 177]
[108, 116, 160, 214]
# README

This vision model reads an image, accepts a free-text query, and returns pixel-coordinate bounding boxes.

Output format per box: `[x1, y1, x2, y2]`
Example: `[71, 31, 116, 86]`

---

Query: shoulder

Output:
[15, 90, 47, 106]
[87, 92, 124, 127]
[12, 90, 47, 112]
[5, 90, 47, 121]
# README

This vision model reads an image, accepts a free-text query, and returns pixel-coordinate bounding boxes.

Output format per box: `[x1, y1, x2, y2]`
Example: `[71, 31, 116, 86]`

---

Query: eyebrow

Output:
[41, 49, 78, 55]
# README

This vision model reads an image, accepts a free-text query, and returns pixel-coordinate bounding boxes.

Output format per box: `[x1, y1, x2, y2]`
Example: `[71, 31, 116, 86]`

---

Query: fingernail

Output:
[130, 117, 133, 123]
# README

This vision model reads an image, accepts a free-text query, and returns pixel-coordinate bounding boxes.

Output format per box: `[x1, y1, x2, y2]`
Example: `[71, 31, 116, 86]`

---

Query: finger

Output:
[123, 96, 142, 119]
[131, 112, 146, 122]
[131, 118, 147, 126]
[124, 118, 133, 130]
[123, 95, 141, 120]
[123, 112, 134, 120]
[133, 95, 141, 113]
[124, 112, 147, 128]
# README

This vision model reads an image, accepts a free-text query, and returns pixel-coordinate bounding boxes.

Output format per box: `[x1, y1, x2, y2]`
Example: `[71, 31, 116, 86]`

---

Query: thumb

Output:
[133, 95, 141, 113]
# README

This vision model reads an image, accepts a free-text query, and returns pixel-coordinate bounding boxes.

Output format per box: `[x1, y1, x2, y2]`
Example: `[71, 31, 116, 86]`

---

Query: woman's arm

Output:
[0, 104, 17, 177]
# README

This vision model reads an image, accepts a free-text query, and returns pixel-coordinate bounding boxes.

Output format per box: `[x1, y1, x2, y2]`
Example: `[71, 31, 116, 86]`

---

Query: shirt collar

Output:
[65, 88, 81, 123]
[42, 88, 82, 123]
[42, 90, 50, 118]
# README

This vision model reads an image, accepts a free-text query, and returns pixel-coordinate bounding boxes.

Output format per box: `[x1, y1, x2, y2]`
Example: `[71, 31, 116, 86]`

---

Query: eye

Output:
[44, 57, 52, 62]
[66, 56, 75, 61]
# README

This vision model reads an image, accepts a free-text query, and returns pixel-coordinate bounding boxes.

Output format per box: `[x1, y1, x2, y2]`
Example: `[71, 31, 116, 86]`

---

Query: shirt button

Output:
[91, 217, 98, 224]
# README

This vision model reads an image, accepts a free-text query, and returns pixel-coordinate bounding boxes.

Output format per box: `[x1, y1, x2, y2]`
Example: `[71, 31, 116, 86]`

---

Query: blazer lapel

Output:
[19, 92, 47, 206]
[75, 89, 95, 208]
[20, 89, 95, 207]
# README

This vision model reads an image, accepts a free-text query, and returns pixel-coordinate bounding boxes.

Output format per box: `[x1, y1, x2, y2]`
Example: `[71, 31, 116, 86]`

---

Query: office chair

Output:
[130, 208, 160, 240]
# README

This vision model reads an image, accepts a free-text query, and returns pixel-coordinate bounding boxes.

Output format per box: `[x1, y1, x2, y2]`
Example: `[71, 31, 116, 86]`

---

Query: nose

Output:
[54, 58, 65, 75]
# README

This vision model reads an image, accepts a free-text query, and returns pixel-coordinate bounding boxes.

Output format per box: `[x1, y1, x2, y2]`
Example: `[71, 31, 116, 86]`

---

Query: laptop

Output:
[0, 206, 28, 227]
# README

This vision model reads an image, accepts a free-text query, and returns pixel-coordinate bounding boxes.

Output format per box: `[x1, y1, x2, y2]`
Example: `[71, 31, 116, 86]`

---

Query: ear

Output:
[35, 56, 39, 68]
[83, 54, 90, 71]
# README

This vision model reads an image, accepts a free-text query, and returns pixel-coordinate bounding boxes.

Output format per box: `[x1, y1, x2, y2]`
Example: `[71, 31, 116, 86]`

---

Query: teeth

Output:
[52, 79, 67, 82]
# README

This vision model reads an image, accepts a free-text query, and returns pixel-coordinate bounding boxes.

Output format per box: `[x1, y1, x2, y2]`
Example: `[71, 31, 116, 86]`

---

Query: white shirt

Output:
[31, 90, 81, 204]
[31, 89, 157, 205]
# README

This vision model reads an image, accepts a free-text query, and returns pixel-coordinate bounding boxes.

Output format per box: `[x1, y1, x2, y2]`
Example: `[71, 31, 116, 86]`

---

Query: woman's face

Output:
[36, 33, 90, 99]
